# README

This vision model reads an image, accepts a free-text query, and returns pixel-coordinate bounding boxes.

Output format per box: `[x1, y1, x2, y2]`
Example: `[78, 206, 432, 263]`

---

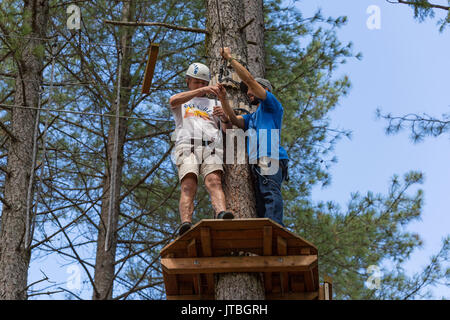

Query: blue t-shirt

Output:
[242, 91, 289, 162]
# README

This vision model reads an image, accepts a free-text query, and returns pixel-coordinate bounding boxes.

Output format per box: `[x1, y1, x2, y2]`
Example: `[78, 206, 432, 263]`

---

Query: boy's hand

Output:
[199, 85, 220, 97]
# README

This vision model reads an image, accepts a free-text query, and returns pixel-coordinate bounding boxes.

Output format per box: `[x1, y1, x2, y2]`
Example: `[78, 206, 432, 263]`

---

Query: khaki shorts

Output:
[174, 142, 224, 181]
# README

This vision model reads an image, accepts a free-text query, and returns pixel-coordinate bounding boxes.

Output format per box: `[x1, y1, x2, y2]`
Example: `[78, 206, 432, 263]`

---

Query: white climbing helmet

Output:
[186, 62, 210, 82]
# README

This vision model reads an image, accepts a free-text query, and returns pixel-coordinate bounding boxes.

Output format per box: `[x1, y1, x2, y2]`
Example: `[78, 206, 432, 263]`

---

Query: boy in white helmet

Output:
[169, 62, 234, 236]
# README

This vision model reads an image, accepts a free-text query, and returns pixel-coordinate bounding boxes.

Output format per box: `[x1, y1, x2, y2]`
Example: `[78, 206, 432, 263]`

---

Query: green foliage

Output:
[0, 0, 447, 300]
[288, 171, 449, 299]
[395, 0, 450, 32]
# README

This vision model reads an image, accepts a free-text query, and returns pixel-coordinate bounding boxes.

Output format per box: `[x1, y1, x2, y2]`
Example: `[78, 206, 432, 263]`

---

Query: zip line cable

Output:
[0, 74, 184, 91]
[0, 33, 150, 51]
[0, 103, 173, 123]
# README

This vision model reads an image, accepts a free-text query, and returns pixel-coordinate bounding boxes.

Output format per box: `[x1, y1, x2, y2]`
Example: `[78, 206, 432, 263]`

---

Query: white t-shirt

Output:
[171, 96, 222, 145]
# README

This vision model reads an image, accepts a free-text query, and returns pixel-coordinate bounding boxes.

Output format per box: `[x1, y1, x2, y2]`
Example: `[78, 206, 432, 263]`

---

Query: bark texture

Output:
[206, 0, 265, 300]
[92, 0, 135, 300]
[0, 0, 50, 300]
[243, 0, 266, 78]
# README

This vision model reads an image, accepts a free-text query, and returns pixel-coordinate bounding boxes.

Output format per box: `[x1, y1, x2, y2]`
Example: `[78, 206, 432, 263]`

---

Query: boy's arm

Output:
[169, 85, 220, 109]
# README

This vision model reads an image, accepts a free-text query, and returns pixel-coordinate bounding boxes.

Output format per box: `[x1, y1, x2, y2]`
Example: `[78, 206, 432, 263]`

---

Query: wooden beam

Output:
[200, 227, 212, 256]
[161, 255, 317, 275]
[200, 227, 214, 294]
[167, 294, 214, 300]
[266, 291, 319, 300]
[277, 236, 289, 295]
[263, 226, 273, 293]
[304, 269, 315, 292]
[141, 43, 159, 94]
[187, 238, 200, 295]
[167, 291, 319, 300]
[324, 275, 333, 300]
[162, 253, 178, 295]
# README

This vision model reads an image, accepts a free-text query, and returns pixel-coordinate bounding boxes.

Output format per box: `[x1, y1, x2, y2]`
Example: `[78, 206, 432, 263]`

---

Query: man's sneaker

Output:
[178, 222, 192, 236]
[216, 211, 234, 219]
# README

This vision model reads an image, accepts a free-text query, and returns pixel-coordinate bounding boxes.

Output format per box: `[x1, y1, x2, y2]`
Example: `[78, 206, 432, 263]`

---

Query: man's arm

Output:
[169, 85, 220, 109]
[220, 47, 267, 101]
[216, 83, 245, 130]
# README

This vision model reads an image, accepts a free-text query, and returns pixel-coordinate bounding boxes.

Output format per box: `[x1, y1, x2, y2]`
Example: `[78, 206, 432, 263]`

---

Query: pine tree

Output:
[0, 0, 50, 300]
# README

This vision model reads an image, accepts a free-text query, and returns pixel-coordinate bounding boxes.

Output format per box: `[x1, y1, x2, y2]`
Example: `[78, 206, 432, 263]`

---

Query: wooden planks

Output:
[160, 219, 321, 300]
[263, 226, 273, 293]
[162, 253, 178, 295]
[167, 291, 319, 301]
[141, 43, 159, 94]
[200, 227, 214, 294]
[186, 238, 200, 295]
[161, 255, 317, 274]
[277, 236, 289, 295]
[160, 219, 318, 256]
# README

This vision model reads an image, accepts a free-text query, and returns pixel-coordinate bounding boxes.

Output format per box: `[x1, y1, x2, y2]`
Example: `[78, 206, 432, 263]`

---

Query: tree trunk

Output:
[206, 0, 265, 300]
[243, 0, 266, 78]
[92, 0, 135, 300]
[0, 0, 49, 300]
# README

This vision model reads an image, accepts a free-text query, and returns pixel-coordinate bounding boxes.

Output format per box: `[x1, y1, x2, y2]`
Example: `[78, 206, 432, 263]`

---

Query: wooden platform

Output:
[160, 218, 331, 300]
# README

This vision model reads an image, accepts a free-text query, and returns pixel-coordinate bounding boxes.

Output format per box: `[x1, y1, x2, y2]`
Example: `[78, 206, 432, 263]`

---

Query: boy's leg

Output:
[202, 143, 232, 218]
[176, 143, 201, 224]
[179, 173, 198, 223]
[204, 170, 227, 215]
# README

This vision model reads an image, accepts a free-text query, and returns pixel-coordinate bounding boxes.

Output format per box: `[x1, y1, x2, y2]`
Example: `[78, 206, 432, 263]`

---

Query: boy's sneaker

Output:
[178, 222, 192, 236]
[216, 211, 234, 219]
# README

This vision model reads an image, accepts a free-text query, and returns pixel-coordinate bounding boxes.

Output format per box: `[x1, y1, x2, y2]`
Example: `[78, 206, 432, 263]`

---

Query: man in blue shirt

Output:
[219, 47, 289, 226]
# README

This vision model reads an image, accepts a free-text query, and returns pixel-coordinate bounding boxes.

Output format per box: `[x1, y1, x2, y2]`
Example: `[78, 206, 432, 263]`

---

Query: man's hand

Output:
[213, 106, 229, 122]
[220, 47, 232, 61]
[216, 83, 227, 100]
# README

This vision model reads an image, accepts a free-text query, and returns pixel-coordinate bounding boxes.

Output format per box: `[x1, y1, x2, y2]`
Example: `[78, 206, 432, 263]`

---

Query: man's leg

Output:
[252, 165, 266, 219]
[179, 173, 198, 223]
[254, 164, 284, 226]
[204, 170, 227, 215]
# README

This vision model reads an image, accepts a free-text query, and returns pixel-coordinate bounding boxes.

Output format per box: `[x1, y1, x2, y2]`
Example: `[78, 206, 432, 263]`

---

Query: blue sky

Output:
[27, 0, 449, 300]
[300, 0, 450, 298]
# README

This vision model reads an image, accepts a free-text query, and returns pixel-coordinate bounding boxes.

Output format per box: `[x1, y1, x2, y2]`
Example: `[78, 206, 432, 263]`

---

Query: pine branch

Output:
[389, 0, 450, 11]
[103, 20, 208, 34]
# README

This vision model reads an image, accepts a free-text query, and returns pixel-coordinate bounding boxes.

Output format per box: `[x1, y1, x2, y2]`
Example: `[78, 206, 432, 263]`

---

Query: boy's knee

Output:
[204, 172, 223, 191]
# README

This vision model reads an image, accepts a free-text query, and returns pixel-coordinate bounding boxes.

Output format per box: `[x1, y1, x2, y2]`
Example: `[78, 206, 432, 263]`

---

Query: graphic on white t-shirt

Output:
[171, 96, 221, 144]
